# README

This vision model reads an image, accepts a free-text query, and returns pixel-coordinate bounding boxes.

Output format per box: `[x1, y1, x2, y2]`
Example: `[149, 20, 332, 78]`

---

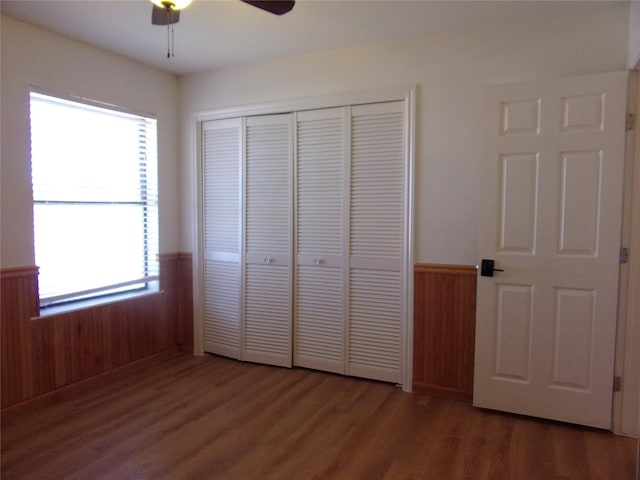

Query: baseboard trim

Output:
[413, 382, 473, 403]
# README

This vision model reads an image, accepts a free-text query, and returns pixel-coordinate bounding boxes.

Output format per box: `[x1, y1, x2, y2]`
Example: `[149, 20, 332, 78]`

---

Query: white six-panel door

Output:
[474, 72, 627, 428]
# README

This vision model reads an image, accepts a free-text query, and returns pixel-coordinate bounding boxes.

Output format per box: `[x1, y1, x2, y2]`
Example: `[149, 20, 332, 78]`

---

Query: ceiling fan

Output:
[150, 0, 295, 26]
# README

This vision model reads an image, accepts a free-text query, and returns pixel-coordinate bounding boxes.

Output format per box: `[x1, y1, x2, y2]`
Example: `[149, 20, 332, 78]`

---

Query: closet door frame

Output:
[194, 85, 416, 391]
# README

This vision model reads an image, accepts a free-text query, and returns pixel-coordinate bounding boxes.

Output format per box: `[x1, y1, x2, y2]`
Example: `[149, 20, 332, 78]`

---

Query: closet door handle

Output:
[313, 257, 320, 265]
[263, 256, 271, 264]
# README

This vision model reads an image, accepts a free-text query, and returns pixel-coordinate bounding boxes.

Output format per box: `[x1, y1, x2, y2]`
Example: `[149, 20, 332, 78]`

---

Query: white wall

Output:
[629, 0, 640, 69]
[0, 16, 180, 267]
[179, 4, 629, 264]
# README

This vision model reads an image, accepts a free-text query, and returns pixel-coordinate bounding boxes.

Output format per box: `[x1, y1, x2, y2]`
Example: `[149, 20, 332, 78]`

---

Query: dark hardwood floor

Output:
[1, 352, 637, 479]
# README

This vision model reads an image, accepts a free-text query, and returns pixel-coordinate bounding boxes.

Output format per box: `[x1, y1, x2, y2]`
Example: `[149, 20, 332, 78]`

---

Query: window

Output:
[29, 91, 159, 308]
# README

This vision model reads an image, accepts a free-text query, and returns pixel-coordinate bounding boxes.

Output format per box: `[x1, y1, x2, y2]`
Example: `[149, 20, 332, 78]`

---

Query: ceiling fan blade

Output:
[241, 0, 295, 16]
[151, 5, 180, 25]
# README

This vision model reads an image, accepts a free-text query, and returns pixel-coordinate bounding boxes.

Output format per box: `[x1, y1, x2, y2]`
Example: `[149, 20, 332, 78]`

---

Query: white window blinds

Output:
[29, 92, 159, 306]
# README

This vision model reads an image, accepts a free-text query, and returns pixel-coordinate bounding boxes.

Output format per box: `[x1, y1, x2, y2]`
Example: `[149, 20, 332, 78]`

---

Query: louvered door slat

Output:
[244, 114, 292, 367]
[202, 119, 242, 358]
[348, 102, 405, 383]
[246, 118, 291, 256]
[295, 265, 344, 373]
[294, 108, 346, 373]
[351, 107, 404, 260]
[296, 111, 344, 256]
[244, 264, 291, 364]
[204, 260, 240, 357]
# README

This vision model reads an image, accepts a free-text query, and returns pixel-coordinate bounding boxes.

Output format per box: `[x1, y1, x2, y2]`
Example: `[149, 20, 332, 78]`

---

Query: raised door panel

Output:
[202, 118, 242, 358]
[294, 107, 346, 373]
[243, 114, 293, 367]
[348, 101, 405, 384]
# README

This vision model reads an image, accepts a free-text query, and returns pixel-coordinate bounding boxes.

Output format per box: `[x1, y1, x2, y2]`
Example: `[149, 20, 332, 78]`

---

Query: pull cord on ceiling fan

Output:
[150, 0, 296, 58]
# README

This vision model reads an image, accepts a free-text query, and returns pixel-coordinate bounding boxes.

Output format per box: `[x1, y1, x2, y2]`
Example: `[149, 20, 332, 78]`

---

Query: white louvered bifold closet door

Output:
[202, 118, 242, 359]
[348, 101, 405, 384]
[243, 114, 293, 367]
[294, 107, 346, 374]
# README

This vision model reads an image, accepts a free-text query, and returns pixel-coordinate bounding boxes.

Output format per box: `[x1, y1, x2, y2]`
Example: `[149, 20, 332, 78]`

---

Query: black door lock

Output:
[480, 259, 504, 277]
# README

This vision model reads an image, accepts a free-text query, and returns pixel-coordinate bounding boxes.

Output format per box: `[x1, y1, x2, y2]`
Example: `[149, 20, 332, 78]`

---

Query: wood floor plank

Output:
[1, 353, 637, 480]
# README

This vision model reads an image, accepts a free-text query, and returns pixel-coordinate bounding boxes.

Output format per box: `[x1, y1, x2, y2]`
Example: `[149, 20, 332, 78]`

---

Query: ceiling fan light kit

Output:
[150, 0, 193, 11]
[149, 0, 295, 58]
[150, 0, 193, 58]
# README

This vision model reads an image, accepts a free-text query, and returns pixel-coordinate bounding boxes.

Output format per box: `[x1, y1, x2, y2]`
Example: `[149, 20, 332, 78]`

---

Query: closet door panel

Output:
[204, 260, 241, 357]
[244, 264, 291, 365]
[348, 102, 405, 383]
[349, 268, 402, 382]
[244, 114, 293, 367]
[296, 109, 345, 257]
[202, 119, 242, 358]
[294, 108, 346, 373]
[295, 265, 344, 372]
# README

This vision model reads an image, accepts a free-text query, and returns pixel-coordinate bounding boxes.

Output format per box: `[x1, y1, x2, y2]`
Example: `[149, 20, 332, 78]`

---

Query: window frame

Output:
[29, 89, 160, 311]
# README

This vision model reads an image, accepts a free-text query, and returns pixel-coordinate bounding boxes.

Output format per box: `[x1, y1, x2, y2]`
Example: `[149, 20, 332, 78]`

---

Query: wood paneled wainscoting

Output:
[0, 252, 194, 410]
[413, 263, 477, 402]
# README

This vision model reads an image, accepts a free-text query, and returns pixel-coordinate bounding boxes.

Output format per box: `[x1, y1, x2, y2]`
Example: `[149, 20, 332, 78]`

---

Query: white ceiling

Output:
[1, 0, 627, 76]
